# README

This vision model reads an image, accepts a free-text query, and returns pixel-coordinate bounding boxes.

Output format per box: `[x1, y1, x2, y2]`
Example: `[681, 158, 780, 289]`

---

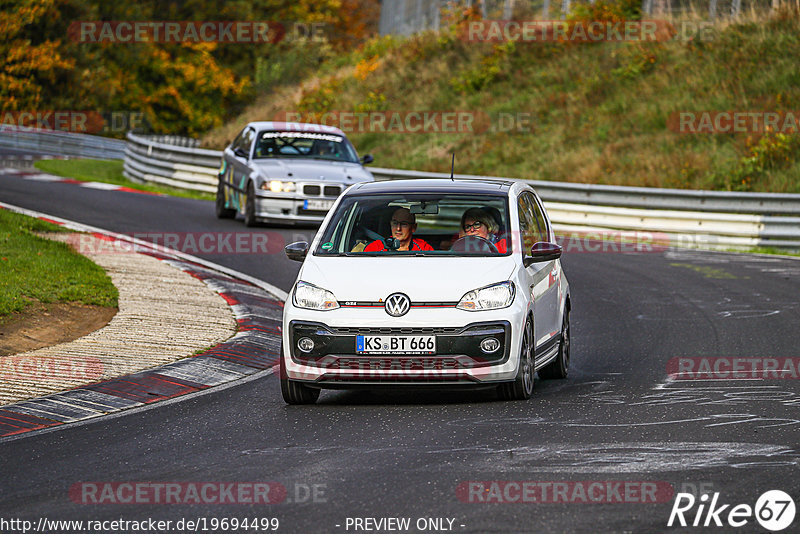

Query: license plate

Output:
[304, 199, 335, 211]
[356, 335, 436, 354]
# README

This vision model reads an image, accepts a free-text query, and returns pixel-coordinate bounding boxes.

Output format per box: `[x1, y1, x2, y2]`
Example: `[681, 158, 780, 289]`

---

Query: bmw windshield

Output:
[314, 193, 512, 256]
[254, 130, 359, 163]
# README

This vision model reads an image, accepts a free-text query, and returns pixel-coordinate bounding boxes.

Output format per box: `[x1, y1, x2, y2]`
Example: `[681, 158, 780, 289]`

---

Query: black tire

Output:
[539, 307, 570, 379]
[215, 179, 236, 219]
[498, 318, 534, 400]
[280, 346, 320, 405]
[244, 181, 259, 227]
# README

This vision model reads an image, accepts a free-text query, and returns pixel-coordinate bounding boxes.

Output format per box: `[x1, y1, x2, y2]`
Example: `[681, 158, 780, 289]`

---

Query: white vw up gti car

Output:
[280, 179, 570, 403]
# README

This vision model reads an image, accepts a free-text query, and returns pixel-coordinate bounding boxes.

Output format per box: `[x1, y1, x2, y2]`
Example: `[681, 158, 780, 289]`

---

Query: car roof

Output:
[245, 121, 347, 137]
[348, 178, 515, 195]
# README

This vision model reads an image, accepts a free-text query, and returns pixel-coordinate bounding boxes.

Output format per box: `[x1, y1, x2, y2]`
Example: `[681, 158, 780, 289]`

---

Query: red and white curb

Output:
[0, 202, 286, 440]
[0, 167, 161, 195]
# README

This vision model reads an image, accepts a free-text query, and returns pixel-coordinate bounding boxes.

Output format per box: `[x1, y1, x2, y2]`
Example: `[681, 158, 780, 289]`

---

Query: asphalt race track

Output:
[1, 172, 799, 533]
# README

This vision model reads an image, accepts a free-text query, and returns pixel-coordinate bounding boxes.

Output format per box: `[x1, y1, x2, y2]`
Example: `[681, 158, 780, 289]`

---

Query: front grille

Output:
[323, 185, 341, 197]
[320, 357, 465, 371]
[303, 185, 321, 196]
[329, 326, 462, 335]
[290, 320, 511, 368]
[297, 207, 328, 217]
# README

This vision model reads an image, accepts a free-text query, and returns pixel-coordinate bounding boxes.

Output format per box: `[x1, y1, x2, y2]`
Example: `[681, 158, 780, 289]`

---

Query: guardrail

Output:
[121, 132, 800, 250]
[0, 126, 126, 160]
[123, 132, 219, 193]
[369, 167, 800, 215]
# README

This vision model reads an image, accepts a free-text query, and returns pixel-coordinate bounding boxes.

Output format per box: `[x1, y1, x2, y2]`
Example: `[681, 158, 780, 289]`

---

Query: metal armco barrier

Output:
[124, 132, 220, 193]
[0, 126, 126, 160]
[114, 132, 796, 251]
[369, 167, 800, 250]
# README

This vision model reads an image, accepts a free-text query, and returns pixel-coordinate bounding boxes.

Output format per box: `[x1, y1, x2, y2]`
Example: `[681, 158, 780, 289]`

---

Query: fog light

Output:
[297, 337, 315, 353]
[480, 337, 500, 354]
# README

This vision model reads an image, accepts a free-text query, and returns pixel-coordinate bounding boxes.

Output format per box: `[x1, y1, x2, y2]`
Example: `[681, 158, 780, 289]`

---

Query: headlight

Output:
[263, 180, 295, 193]
[293, 281, 339, 311]
[457, 281, 515, 311]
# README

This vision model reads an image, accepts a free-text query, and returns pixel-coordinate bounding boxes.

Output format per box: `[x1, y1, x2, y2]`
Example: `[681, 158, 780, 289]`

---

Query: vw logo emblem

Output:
[384, 293, 410, 317]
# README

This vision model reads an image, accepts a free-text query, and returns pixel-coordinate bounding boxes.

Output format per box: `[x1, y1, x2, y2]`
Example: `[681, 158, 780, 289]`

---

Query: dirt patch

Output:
[0, 301, 117, 357]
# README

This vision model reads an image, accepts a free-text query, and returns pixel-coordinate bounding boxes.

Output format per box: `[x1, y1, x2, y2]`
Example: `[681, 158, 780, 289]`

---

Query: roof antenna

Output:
[450, 153, 455, 181]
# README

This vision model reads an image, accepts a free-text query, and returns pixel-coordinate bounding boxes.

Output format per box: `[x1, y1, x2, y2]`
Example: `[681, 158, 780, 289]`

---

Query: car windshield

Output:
[314, 193, 512, 256]
[253, 130, 359, 163]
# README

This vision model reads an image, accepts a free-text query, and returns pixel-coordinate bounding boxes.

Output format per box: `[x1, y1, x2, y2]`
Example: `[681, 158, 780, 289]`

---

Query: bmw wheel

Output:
[215, 180, 236, 219]
[244, 181, 258, 227]
[498, 318, 534, 400]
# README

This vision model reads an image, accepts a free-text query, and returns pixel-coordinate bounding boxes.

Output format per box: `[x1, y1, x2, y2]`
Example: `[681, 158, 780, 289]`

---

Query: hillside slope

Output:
[203, 6, 800, 193]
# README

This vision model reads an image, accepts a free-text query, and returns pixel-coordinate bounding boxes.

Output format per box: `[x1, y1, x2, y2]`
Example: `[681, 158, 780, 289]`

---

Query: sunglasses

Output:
[463, 221, 484, 232]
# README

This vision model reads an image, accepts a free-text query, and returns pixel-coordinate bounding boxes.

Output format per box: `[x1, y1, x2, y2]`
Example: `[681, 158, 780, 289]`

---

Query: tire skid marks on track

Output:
[0, 210, 283, 440]
[665, 249, 800, 276]
[239, 441, 799, 473]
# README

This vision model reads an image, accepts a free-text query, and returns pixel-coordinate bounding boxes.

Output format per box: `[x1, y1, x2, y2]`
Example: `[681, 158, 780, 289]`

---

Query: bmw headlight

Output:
[293, 281, 339, 311]
[457, 281, 515, 311]
[263, 180, 296, 193]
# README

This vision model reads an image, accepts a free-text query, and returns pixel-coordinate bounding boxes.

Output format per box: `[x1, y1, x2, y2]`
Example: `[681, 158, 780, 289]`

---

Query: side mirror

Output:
[524, 241, 562, 266]
[285, 241, 309, 262]
[360, 154, 374, 165]
[233, 147, 247, 158]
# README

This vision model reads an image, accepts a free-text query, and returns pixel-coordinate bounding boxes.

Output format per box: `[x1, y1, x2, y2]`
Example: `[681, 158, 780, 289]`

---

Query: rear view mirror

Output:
[524, 241, 562, 266]
[233, 147, 247, 158]
[409, 202, 439, 215]
[361, 154, 374, 165]
[285, 241, 309, 262]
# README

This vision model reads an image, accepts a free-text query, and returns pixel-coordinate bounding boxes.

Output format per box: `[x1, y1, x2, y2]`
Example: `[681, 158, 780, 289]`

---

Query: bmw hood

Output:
[252, 160, 373, 183]
[297, 257, 516, 302]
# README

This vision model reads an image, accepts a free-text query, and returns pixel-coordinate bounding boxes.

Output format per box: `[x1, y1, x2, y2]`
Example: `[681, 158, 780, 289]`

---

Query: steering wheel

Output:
[451, 235, 499, 253]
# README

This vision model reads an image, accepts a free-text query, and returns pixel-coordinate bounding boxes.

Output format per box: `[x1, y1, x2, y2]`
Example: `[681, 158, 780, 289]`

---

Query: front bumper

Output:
[282, 304, 526, 386]
[253, 188, 339, 224]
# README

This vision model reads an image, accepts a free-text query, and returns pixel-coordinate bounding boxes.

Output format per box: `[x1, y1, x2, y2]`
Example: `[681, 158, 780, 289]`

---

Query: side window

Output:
[231, 129, 244, 150]
[237, 128, 254, 156]
[517, 196, 536, 255]
[528, 193, 549, 242]
[522, 193, 546, 244]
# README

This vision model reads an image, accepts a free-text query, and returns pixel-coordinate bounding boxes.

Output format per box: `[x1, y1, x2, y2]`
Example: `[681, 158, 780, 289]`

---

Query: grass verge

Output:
[737, 246, 800, 258]
[33, 159, 214, 201]
[0, 209, 118, 320]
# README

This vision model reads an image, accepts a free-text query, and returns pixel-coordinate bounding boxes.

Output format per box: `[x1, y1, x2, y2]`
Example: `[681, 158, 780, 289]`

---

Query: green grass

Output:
[0, 209, 118, 319]
[735, 246, 800, 257]
[203, 5, 800, 193]
[34, 159, 214, 201]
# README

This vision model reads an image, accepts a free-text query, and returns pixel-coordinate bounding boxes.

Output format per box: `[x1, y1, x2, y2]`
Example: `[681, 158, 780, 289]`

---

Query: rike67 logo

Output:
[668, 490, 796, 531]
